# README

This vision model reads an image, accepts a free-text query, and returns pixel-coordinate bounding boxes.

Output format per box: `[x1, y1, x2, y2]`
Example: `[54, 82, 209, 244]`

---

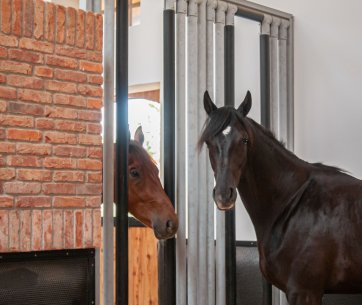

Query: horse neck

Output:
[237, 122, 310, 242]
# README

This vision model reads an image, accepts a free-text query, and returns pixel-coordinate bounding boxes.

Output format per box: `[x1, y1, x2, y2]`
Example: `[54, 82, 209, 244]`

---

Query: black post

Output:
[115, 0, 128, 304]
[224, 24, 236, 305]
[158, 8, 176, 305]
[260, 33, 273, 305]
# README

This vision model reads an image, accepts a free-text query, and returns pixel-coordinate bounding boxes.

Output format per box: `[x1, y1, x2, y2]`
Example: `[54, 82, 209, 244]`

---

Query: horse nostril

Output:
[228, 188, 234, 200]
[166, 220, 174, 233]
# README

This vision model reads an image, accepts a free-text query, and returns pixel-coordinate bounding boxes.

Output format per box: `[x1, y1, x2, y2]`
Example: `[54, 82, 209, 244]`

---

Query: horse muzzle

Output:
[152, 218, 179, 240]
[213, 187, 237, 211]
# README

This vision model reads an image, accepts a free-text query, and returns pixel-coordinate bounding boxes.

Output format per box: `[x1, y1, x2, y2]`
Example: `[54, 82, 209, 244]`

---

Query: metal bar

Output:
[103, 0, 115, 304]
[115, 0, 128, 304]
[175, 2, 187, 304]
[287, 17, 295, 151]
[187, 2, 199, 305]
[270, 17, 280, 137]
[159, 7, 176, 305]
[260, 33, 271, 129]
[224, 23, 236, 305]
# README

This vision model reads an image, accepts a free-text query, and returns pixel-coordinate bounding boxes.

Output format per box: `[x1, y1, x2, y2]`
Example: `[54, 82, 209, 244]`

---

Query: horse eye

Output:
[130, 168, 140, 178]
[242, 138, 249, 144]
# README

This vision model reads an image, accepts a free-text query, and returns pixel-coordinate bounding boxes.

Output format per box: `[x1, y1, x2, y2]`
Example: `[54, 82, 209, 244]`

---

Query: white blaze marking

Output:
[222, 126, 232, 136]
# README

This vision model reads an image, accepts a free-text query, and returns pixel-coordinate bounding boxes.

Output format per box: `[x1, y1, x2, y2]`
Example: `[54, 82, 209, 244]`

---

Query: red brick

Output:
[95, 14, 103, 51]
[0, 46, 7, 58]
[87, 98, 103, 109]
[8, 76, 43, 89]
[19, 37, 54, 53]
[54, 196, 85, 208]
[9, 102, 44, 116]
[1, 0, 11, 34]
[32, 210, 42, 250]
[8, 155, 41, 167]
[17, 143, 52, 155]
[45, 2, 55, 42]
[12, 0, 23, 36]
[76, 10, 85, 48]
[9, 210, 20, 251]
[66, 7, 76, 45]
[78, 159, 102, 170]
[0, 168, 15, 180]
[84, 209, 93, 247]
[34, 66, 53, 78]
[9, 48, 44, 64]
[0, 196, 13, 207]
[43, 157, 76, 169]
[16, 196, 51, 208]
[0, 114, 33, 127]
[79, 134, 102, 146]
[78, 84, 102, 97]
[44, 131, 77, 144]
[75, 210, 84, 248]
[56, 6, 66, 43]
[93, 209, 101, 247]
[0, 33, 18, 47]
[45, 106, 78, 119]
[4, 182, 41, 194]
[87, 172, 102, 183]
[43, 183, 76, 195]
[0, 128, 5, 139]
[86, 196, 101, 208]
[0, 86, 17, 99]
[0, 74, 6, 84]
[55, 45, 102, 62]
[77, 183, 102, 195]
[45, 80, 77, 94]
[88, 75, 103, 85]
[87, 123, 102, 134]
[35, 118, 55, 130]
[64, 210, 74, 248]
[0, 143, 15, 153]
[53, 210, 64, 248]
[43, 210, 53, 250]
[8, 213, 20, 246]
[7, 128, 42, 142]
[0, 100, 6, 112]
[54, 69, 87, 83]
[54, 171, 85, 182]
[54, 120, 86, 132]
[46, 55, 78, 69]
[18, 169, 52, 181]
[87, 147, 103, 159]
[54, 145, 86, 158]
[0, 211, 9, 251]
[34, 0, 44, 39]
[78, 110, 101, 122]
[24, 0, 34, 37]
[54, 94, 86, 107]
[85, 12, 95, 50]
[79, 61, 102, 73]
[0, 60, 32, 75]
[20, 210, 31, 251]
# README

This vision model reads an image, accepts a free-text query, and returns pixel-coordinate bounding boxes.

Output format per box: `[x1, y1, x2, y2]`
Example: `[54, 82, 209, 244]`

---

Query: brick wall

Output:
[0, 0, 103, 252]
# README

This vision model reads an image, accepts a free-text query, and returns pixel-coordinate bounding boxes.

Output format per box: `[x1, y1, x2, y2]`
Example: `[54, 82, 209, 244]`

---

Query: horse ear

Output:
[204, 91, 217, 115]
[134, 126, 144, 146]
[237, 90, 252, 116]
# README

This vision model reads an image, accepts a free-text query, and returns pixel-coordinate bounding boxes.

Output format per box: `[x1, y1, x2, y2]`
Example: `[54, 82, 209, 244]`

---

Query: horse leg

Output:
[286, 290, 322, 305]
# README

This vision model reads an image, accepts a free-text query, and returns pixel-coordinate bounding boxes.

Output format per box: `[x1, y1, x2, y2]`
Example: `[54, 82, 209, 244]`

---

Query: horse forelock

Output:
[198, 107, 245, 151]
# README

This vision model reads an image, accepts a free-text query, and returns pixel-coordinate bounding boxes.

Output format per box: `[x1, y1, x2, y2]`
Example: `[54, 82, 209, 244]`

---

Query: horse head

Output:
[199, 91, 252, 211]
[128, 126, 178, 239]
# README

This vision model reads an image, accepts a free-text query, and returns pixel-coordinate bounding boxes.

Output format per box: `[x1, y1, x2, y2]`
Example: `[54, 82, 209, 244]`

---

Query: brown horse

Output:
[199, 91, 362, 305]
[121, 126, 178, 240]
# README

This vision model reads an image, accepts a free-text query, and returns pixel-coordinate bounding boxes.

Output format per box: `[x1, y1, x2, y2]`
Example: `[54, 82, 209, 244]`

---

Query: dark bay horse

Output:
[198, 91, 362, 305]
[119, 126, 178, 239]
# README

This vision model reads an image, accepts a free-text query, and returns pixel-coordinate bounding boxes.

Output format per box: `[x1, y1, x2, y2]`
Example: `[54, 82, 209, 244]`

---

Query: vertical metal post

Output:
[115, 0, 128, 304]
[159, 3, 176, 305]
[260, 14, 273, 305]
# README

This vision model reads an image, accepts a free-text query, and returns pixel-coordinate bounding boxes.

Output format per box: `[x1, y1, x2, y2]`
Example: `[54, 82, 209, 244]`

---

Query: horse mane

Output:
[198, 107, 346, 175]
[129, 141, 159, 173]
